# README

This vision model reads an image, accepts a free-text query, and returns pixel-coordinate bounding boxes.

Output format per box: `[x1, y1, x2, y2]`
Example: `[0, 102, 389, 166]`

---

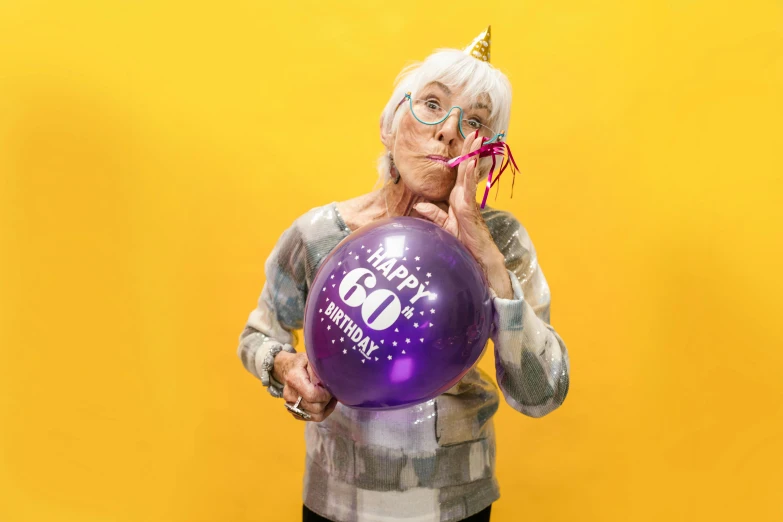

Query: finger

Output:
[461, 134, 483, 193]
[298, 398, 325, 414]
[457, 130, 484, 188]
[283, 383, 328, 406]
[288, 410, 307, 421]
[295, 376, 332, 404]
[456, 129, 479, 186]
[414, 202, 459, 237]
[305, 361, 322, 387]
[462, 150, 484, 206]
[324, 397, 338, 417]
[300, 364, 331, 412]
[299, 392, 331, 414]
[283, 384, 325, 419]
[308, 398, 339, 423]
[460, 128, 476, 157]
[414, 201, 449, 226]
[282, 383, 299, 404]
[463, 159, 476, 205]
[288, 361, 332, 403]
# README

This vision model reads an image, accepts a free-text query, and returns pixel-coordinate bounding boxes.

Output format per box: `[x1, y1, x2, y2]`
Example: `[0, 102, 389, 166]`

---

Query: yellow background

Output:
[1, 1, 781, 521]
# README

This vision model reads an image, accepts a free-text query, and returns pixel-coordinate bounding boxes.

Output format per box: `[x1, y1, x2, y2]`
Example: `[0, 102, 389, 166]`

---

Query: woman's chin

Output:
[418, 171, 456, 196]
[407, 183, 452, 203]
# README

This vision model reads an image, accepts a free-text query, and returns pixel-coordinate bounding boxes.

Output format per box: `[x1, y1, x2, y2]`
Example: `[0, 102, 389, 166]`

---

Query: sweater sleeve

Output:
[486, 211, 571, 417]
[236, 219, 308, 396]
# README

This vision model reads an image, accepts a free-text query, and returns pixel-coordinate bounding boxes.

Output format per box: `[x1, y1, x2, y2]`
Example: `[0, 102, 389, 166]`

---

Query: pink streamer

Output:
[447, 141, 519, 209]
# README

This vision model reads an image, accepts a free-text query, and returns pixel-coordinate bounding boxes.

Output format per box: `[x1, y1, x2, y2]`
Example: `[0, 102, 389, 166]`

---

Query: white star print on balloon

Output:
[312, 233, 485, 374]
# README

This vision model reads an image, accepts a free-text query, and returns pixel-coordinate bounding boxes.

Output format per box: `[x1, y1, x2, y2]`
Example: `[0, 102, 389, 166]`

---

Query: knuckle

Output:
[302, 391, 320, 403]
[288, 371, 306, 389]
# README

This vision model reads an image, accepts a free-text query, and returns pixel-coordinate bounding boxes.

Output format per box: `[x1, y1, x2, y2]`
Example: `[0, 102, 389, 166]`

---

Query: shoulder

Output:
[291, 201, 346, 230]
[479, 205, 535, 254]
[278, 201, 350, 246]
[266, 202, 343, 264]
[479, 205, 544, 287]
[274, 202, 351, 281]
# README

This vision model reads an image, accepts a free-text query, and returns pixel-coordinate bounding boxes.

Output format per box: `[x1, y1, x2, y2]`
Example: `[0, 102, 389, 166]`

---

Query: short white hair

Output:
[376, 48, 513, 185]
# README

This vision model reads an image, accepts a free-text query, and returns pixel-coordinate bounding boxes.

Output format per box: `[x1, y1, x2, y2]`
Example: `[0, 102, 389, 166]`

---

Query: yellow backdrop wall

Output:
[1, 1, 781, 521]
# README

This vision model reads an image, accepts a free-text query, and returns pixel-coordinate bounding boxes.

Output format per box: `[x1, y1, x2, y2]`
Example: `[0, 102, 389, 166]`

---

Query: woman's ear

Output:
[379, 116, 394, 150]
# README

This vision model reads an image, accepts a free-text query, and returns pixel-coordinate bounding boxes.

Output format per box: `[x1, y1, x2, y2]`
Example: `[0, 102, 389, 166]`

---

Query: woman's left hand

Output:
[413, 131, 514, 298]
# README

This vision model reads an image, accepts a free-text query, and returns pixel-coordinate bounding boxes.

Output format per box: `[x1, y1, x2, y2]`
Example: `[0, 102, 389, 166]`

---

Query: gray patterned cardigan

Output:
[238, 202, 570, 522]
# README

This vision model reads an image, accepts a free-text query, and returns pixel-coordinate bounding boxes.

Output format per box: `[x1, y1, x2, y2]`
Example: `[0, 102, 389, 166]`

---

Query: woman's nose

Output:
[436, 112, 461, 145]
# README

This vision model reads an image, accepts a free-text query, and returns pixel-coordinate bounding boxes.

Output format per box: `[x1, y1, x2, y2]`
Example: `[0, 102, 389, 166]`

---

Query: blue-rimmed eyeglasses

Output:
[398, 92, 505, 144]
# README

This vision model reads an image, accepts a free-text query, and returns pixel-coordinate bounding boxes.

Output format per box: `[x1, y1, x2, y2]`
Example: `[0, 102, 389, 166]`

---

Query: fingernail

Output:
[475, 130, 480, 139]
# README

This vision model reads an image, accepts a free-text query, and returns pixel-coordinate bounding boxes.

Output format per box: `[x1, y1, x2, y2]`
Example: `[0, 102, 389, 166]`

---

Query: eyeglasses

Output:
[398, 92, 505, 144]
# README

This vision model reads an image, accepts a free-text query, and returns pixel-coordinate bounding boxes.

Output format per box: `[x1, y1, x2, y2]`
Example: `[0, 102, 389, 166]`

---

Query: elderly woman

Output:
[237, 28, 570, 522]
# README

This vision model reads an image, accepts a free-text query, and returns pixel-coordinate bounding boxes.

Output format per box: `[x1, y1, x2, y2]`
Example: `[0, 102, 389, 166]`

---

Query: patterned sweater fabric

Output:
[237, 202, 570, 522]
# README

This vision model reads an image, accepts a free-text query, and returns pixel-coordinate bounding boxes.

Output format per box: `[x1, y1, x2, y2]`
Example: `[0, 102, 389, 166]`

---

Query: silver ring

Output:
[285, 395, 312, 420]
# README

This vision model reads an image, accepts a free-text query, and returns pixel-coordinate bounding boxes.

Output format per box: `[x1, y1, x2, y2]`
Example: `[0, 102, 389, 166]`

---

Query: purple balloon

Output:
[304, 217, 493, 410]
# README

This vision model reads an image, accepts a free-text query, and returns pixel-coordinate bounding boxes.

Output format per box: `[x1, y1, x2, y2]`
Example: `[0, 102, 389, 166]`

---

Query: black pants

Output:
[303, 504, 492, 522]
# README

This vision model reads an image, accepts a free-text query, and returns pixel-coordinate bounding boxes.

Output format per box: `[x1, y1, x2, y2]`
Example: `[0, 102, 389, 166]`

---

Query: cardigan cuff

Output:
[490, 269, 526, 333]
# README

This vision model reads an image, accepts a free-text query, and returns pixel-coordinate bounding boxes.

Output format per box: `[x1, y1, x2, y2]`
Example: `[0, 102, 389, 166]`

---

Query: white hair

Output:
[375, 48, 513, 185]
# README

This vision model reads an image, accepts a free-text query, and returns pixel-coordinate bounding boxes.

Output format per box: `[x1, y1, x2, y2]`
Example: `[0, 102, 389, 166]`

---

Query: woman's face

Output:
[384, 81, 492, 202]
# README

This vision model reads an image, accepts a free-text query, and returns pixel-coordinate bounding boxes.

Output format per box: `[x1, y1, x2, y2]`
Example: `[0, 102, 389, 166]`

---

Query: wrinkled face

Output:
[384, 81, 493, 202]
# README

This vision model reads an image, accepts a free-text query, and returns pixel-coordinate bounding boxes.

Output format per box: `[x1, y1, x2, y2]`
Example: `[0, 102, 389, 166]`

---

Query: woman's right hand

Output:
[274, 351, 337, 422]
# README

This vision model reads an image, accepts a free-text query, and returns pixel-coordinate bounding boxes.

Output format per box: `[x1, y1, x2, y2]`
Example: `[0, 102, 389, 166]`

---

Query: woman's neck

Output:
[382, 181, 429, 219]
[338, 179, 448, 231]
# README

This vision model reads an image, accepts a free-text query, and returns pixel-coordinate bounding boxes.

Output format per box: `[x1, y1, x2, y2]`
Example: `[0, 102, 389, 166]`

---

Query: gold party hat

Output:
[463, 26, 491, 62]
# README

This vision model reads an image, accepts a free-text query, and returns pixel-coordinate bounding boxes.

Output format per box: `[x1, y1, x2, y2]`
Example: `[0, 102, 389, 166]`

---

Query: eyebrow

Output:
[426, 81, 452, 96]
[423, 81, 491, 112]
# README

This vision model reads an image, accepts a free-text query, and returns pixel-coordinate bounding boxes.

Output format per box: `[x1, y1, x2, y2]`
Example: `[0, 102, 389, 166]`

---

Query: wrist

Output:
[272, 350, 294, 384]
[481, 251, 506, 279]
[487, 260, 513, 299]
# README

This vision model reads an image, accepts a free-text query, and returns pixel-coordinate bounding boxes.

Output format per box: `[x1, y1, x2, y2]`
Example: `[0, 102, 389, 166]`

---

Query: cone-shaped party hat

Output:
[463, 26, 491, 62]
